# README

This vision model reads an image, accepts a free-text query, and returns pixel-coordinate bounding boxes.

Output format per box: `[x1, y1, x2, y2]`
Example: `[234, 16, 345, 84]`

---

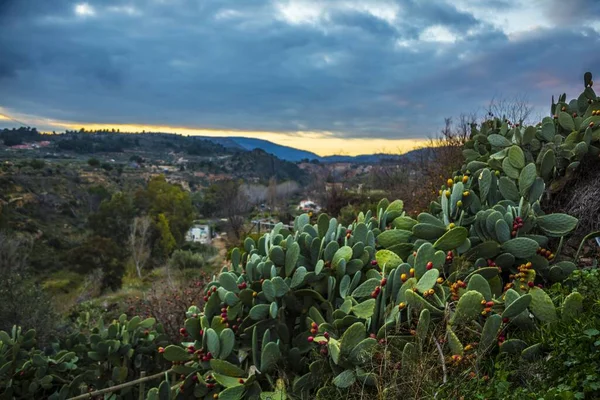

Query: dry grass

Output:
[316, 316, 500, 400]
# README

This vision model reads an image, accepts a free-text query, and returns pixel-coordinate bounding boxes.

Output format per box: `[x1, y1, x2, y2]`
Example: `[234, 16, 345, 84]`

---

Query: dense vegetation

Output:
[0, 129, 309, 184]
[0, 128, 44, 146]
[1, 72, 599, 399]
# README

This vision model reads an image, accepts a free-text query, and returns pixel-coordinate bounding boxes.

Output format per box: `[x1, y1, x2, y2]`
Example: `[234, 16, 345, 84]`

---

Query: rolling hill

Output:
[202, 136, 426, 163]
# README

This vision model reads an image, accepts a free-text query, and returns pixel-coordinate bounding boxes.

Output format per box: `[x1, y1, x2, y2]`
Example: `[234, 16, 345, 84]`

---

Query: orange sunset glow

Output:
[56, 122, 427, 156]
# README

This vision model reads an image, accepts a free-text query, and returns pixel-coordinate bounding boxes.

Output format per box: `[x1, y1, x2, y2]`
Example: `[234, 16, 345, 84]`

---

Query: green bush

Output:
[180, 242, 218, 257]
[559, 267, 600, 302]
[439, 268, 600, 399]
[0, 234, 59, 346]
[29, 159, 45, 170]
[66, 236, 127, 291]
[0, 315, 170, 399]
[169, 249, 206, 270]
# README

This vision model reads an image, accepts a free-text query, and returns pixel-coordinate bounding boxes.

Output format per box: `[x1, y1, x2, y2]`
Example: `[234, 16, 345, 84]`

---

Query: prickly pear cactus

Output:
[157, 208, 580, 398]
[0, 315, 169, 399]
[145, 72, 595, 398]
[2, 71, 596, 400]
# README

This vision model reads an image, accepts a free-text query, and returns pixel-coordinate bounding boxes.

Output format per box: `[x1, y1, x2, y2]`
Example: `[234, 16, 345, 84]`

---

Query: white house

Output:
[186, 224, 212, 244]
[298, 199, 321, 212]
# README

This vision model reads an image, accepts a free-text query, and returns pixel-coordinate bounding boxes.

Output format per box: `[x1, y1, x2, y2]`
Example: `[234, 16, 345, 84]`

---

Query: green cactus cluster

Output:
[0, 314, 169, 399]
[153, 206, 578, 398]
[148, 73, 598, 400]
[152, 210, 584, 399]
[1, 72, 597, 400]
[462, 71, 600, 195]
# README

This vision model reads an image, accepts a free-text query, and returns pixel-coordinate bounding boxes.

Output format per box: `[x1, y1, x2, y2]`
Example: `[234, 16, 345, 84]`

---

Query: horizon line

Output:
[0, 114, 430, 157]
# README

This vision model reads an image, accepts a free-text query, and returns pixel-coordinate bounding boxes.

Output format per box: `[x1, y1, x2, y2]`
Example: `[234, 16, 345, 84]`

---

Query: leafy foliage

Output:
[0, 315, 169, 399]
[0, 127, 43, 146]
[2, 71, 599, 400]
[142, 71, 599, 399]
[0, 234, 58, 345]
[136, 176, 195, 246]
[67, 236, 127, 290]
[89, 192, 137, 245]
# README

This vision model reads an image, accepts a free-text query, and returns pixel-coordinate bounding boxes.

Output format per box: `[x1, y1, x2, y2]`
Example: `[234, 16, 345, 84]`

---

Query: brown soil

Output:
[543, 156, 600, 265]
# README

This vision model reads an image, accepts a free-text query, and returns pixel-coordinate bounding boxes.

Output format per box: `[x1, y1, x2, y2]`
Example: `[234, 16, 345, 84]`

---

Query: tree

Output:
[129, 216, 152, 279]
[193, 179, 252, 239]
[194, 186, 219, 217]
[267, 177, 278, 211]
[136, 176, 194, 245]
[369, 162, 411, 200]
[310, 171, 354, 218]
[2, 136, 22, 146]
[404, 115, 475, 213]
[88, 158, 100, 167]
[67, 236, 126, 291]
[129, 155, 144, 164]
[30, 159, 45, 169]
[219, 180, 251, 240]
[485, 94, 535, 125]
[87, 185, 112, 213]
[0, 203, 7, 229]
[0, 233, 57, 343]
[88, 192, 136, 246]
[156, 213, 176, 259]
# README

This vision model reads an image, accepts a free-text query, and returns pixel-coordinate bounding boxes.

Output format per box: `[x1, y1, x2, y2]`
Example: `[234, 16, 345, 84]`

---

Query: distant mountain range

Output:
[201, 136, 428, 163]
[210, 137, 322, 162]
[2, 125, 429, 165]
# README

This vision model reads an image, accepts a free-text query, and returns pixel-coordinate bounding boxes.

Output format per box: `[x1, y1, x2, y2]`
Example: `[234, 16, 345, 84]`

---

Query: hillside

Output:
[0, 128, 309, 184]
[1, 127, 430, 166]
[203, 135, 429, 163]
[220, 136, 322, 162]
[322, 147, 434, 163]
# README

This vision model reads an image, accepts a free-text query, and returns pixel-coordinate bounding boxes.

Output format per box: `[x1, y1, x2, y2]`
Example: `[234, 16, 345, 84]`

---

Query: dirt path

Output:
[208, 238, 229, 275]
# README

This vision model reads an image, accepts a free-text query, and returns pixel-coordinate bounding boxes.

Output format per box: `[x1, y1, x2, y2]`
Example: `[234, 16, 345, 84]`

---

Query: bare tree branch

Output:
[485, 94, 535, 125]
[129, 215, 152, 278]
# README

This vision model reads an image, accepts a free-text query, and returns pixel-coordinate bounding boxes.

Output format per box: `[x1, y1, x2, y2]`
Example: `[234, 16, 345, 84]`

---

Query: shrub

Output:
[87, 157, 100, 167]
[0, 233, 59, 346]
[66, 236, 127, 291]
[169, 249, 205, 270]
[180, 242, 219, 257]
[125, 275, 209, 342]
[29, 159, 46, 169]
[0, 314, 170, 399]
[439, 268, 600, 399]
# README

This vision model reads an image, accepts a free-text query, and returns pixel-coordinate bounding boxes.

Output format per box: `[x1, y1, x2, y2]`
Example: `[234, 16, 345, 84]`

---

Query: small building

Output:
[298, 199, 320, 212]
[157, 165, 177, 173]
[186, 224, 212, 244]
[9, 144, 33, 150]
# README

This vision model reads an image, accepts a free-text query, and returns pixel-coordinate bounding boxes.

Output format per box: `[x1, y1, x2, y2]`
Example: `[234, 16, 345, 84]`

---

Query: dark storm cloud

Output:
[0, 0, 599, 138]
[543, 0, 600, 24]
[330, 11, 398, 37]
[390, 27, 600, 129]
[401, 0, 479, 32]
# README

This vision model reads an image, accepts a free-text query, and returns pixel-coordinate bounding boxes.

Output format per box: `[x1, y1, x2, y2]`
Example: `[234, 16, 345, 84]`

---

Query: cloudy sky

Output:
[1, 0, 599, 155]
